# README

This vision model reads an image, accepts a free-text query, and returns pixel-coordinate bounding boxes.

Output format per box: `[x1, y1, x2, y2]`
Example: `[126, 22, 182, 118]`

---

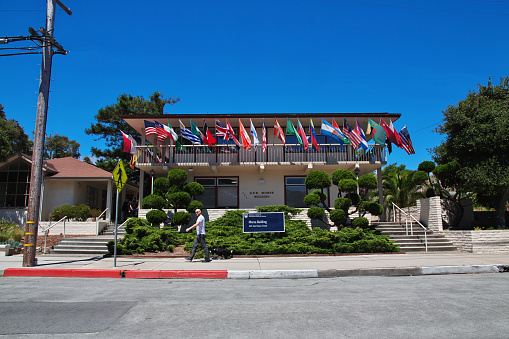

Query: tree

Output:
[0, 103, 32, 162]
[43, 133, 80, 159]
[433, 77, 509, 228]
[382, 163, 424, 208]
[85, 92, 180, 180]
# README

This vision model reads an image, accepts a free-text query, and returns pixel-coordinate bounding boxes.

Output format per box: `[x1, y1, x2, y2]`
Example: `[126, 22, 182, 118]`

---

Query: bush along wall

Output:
[109, 206, 399, 256]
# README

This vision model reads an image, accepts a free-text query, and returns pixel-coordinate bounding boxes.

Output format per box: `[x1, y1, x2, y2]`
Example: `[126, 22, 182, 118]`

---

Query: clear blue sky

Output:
[2, 0, 508, 170]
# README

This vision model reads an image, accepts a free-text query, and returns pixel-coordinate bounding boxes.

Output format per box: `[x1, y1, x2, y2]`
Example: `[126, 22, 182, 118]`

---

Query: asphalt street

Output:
[1, 274, 508, 338]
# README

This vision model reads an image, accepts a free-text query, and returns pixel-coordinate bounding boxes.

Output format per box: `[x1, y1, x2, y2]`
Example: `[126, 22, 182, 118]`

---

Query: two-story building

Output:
[123, 113, 400, 210]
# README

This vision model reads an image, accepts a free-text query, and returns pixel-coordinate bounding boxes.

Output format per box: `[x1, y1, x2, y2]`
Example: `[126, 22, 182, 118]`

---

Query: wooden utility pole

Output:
[23, 0, 71, 267]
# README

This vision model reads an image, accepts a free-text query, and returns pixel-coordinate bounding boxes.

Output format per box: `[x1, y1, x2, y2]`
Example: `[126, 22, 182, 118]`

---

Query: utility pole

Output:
[23, 0, 71, 267]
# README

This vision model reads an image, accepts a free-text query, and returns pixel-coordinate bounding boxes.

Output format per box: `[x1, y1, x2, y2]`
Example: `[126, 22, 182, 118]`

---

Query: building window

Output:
[285, 176, 330, 208]
[0, 159, 30, 208]
[195, 177, 239, 209]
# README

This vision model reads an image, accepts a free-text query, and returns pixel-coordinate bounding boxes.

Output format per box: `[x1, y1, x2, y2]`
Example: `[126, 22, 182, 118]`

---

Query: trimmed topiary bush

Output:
[154, 177, 171, 197]
[334, 197, 352, 212]
[352, 217, 370, 229]
[173, 211, 191, 227]
[307, 206, 325, 220]
[146, 209, 168, 227]
[124, 217, 151, 234]
[183, 182, 205, 197]
[332, 169, 356, 186]
[167, 191, 191, 210]
[358, 174, 377, 190]
[367, 202, 384, 216]
[304, 192, 322, 206]
[329, 209, 347, 226]
[142, 194, 165, 210]
[186, 200, 204, 214]
[168, 169, 188, 187]
[338, 179, 358, 193]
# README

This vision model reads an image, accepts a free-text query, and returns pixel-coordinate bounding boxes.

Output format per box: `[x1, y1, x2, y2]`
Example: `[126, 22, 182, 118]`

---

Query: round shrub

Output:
[330, 209, 347, 226]
[367, 202, 384, 216]
[50, 204, 74, 221]
[304, 192, 321, 206]
[305, 170, 331, 190]
[347, 193, 361, 206]
[74, 204, 91, 221]
[332, 169, 356, 186]
[167, 169, 188, 187]
[124, 217, 151, 234]
[418, 161, 436, 173]
[142, 194, 165, 210]
[412, 171, 428, 185]
[186, 200, 204, 213]
[146, 209, 168, 226]
[358, 174, 377, 190]
[173, 211, 191, 226]
[338, 179, 358, 193]
[307, 207, 325, 220]
[154, 177, 170, 196]
[167, 191, 191, 209]
[352, 217, 370, 229]
[183, 182, 205, 197]
[334, 197, 352, 212]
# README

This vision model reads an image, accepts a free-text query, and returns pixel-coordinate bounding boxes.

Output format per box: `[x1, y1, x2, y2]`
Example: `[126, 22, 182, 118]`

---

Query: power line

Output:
[314, 0, 509, 16]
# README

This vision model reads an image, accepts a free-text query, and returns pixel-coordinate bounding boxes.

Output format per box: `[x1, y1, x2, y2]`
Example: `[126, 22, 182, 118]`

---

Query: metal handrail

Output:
[391, 202, 429, 252]
[118, 218, 131, 231]
[96, 208, 109, 235]
[40, 216, 67, 254]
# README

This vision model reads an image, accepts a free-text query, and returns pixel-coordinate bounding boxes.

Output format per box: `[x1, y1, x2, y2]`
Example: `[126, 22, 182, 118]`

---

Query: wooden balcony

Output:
[136, 144, 386, 167]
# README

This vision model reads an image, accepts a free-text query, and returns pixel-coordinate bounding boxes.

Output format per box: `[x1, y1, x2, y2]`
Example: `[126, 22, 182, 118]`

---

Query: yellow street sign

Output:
[113, 160, 127, 192]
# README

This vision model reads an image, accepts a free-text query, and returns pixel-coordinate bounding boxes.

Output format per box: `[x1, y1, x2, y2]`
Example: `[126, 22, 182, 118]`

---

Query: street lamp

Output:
[354, 163, 360, 194]
[150, 169, 155, 195]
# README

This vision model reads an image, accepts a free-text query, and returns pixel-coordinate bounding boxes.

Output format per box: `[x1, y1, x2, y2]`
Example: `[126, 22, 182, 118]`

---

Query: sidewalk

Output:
[1, 252, 509, 279]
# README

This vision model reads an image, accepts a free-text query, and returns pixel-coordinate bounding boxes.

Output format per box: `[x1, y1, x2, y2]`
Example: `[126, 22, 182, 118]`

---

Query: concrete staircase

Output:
[374, 221, 457, 252]
[49, 223, 126, 256]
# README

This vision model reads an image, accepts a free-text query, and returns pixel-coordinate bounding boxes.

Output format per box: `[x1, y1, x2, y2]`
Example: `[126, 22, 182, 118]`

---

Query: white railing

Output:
[391, 202, 429, 252]
[136, 143, 386, 166]
[40, 216, 67, 253]
[118, 218, 131, 231]
[96, 208, 109, 235]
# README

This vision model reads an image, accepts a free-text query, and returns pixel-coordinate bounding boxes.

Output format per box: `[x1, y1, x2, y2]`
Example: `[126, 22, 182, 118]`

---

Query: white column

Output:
[106, 180, 112, 222]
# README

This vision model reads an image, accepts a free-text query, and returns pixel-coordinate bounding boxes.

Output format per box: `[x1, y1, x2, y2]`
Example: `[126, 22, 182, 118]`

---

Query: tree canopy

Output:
[0, 103, 32, 162]
[433, 77, 509, 228]
[43, 133, 80, 159]
[85, 92, 180, 176]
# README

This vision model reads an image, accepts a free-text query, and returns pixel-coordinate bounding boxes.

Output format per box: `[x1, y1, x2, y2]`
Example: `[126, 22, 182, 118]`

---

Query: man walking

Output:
[185, 209, 211, 262]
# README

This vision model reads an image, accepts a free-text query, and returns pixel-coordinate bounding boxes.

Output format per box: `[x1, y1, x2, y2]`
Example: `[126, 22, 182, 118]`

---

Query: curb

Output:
[2, 265, 508, 279]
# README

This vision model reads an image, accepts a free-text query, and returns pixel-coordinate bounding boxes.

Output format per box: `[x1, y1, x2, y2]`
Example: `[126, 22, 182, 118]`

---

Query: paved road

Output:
[1, 274, 508, 338]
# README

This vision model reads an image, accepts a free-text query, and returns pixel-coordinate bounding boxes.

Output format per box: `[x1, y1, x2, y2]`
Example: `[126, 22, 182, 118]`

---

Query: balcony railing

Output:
[136, 144, 386, 166]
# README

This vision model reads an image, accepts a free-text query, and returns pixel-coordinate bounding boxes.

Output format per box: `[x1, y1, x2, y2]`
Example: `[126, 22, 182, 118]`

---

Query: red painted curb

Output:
[4, 268, 72, 278]
[124, 270, 161, 279]
[159, 270, 228, 279]
[70, 269, 123, 278]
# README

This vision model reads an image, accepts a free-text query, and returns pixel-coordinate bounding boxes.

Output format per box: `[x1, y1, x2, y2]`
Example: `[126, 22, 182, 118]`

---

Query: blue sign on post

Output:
[243, 212, 285, 233]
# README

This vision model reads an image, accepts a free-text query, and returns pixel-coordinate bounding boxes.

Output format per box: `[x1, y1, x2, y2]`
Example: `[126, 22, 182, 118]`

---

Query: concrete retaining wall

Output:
[441, 230, 509, 253]
[38, 221, 107, 235]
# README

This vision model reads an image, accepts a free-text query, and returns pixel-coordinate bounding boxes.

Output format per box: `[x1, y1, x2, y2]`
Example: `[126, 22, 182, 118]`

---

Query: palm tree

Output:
[382, 164, 424, 208]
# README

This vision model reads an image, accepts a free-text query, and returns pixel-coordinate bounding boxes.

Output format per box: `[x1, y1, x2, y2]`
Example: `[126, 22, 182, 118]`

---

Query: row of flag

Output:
[121, 117, 415, 161]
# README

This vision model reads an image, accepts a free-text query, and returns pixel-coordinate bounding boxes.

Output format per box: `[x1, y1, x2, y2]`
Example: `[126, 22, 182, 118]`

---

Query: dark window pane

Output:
[217, 186, 237, 208]
[199, 187, 216, 208]
[286, 177, 305, 185]
[218, 178, 238, 186]
[286, 186, 306, 207]
[0, 172, 7, 182]
[196, 178, 215, 186]
[7, 172, 18, 182]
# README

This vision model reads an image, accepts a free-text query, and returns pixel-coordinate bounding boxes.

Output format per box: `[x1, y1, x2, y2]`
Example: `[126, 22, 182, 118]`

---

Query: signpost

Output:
[112, 161, 127, 267]
[243, 212, 285, 233]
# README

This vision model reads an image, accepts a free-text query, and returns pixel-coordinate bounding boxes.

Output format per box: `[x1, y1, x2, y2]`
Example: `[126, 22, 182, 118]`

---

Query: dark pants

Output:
[189, 234, 210, 260]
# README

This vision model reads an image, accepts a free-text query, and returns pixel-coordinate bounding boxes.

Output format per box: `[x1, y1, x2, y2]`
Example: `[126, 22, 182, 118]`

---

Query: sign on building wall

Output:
[243, 212, 285, 233]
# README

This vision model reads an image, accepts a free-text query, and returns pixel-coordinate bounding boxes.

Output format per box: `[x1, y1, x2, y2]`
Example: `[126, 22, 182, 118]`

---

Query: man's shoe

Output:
[204, 259, 212, 262]
[185, 257, 192, 261]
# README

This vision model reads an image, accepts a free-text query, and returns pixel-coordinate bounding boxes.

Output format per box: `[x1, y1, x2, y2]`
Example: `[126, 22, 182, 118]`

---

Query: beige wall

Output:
[189, 164, 343, 209]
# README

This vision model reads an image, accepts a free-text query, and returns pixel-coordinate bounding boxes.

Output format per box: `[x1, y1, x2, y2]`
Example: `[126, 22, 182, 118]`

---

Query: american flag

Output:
[398, 126, 415, 155]
[144, 120, 157, 137]
[343, 119, 362, 149]
[154, 121, 170, 142]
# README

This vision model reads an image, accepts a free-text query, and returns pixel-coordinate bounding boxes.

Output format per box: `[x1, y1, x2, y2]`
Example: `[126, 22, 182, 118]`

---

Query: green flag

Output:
[167, 120, 182, 151]
[368, 119, 387, 145]
[286, 118, 303, 146]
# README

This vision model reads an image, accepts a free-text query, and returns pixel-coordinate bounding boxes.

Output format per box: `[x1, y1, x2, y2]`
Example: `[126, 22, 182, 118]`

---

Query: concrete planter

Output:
[441, 230, 509, 253]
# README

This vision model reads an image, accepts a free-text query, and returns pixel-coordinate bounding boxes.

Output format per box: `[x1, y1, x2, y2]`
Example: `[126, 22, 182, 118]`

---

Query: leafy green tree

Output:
[85, 92, 179, 181]
[304, 170, 331, 210]
[0, 103, 32, 162]
[43, 133, 80, 159]
[382, 163, 424, 208]
[433, 77, 509, 228]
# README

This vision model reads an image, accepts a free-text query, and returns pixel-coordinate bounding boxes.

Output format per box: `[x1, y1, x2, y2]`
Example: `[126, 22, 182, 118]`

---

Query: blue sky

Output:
[1, 0, 508, 170]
